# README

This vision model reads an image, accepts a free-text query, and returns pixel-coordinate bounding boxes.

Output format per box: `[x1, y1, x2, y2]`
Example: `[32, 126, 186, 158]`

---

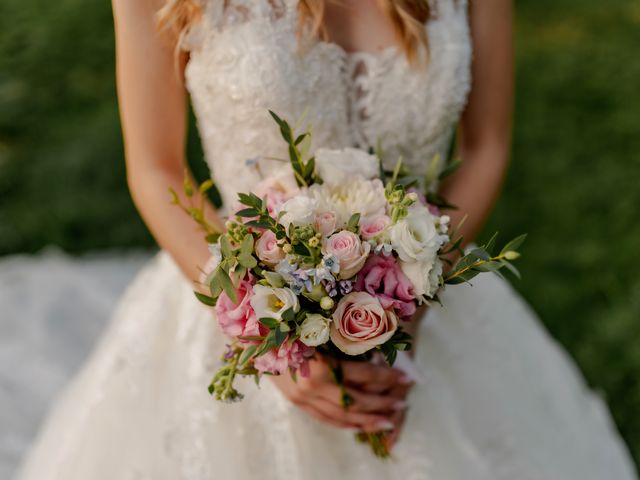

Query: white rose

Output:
[389, 205, 444, 263]
[250, 285, 300, 321]
[401, 256, 443, 300]
[308, 178, 386, 227]
[315, 148, 380, 186]
[278, 195, 318, 229]
[299, 313, 331, 347]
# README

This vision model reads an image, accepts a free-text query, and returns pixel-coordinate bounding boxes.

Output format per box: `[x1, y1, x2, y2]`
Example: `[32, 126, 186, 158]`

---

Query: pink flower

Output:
[214, 276, 264, 339]
[360, 214, 391, 241]
[254, 172, 300, 217]
[323, 230, 371, 279]
[253, 339, 314, 376]
[255, 230, 285, 267]
[330, 291, 398, 355]
[314, 211, 337, 238]
[355, 255, 416, 318]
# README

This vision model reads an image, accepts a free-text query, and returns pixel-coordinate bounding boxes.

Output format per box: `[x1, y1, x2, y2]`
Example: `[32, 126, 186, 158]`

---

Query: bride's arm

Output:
[112, 0, 222, 284]
[440, 0, 514, 246]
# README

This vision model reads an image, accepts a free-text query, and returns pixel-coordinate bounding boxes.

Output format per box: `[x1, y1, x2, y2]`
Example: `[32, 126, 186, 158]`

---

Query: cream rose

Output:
[315, 148, 380, 186]
[255, 230, 286, 267]
[330, 292, 398, 355]
[250, 285, 299, 321]
[389, 205, 443, 263]
[323, 230, 371, 279]
[299, 313, 331, 347]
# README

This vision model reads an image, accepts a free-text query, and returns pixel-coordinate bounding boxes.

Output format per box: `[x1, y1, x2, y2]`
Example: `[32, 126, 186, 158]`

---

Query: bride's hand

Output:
[270, 356, 412, 433]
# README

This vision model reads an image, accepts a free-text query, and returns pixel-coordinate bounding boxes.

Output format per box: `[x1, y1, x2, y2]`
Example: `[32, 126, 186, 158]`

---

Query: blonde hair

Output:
[157, 0, 432, 65]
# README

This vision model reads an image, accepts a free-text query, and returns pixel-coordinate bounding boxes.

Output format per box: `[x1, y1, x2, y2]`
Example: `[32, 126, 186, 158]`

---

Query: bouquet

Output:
[172, 111, 525, 458]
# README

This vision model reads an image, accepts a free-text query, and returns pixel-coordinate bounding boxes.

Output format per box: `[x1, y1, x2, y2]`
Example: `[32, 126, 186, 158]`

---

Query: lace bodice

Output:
[184, 0, 471, 208]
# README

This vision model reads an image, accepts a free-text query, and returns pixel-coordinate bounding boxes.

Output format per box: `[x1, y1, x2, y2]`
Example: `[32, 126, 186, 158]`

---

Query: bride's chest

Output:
[184, 1, 472, 168]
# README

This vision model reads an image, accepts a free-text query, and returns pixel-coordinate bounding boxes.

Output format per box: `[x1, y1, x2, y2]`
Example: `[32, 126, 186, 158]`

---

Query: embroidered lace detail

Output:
[184, 0, 471, 207]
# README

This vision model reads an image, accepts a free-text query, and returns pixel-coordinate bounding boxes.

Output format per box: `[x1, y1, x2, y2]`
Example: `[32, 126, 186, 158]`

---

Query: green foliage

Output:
[1, 0, 639, 466]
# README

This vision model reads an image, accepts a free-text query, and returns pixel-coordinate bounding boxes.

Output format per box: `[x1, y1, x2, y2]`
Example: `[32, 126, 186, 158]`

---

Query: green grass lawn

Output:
[1, 0, 639, 465]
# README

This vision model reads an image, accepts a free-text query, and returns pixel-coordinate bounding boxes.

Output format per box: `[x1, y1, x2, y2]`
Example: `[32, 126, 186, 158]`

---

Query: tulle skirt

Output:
[16, 251, 636, 479]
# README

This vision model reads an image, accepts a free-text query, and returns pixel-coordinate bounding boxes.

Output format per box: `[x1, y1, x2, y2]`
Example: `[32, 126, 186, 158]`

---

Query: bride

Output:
[17, 0, 636, 478]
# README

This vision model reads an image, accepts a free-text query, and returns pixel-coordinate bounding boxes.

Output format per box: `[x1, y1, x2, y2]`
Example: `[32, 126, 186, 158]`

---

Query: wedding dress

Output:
[17, 1, 637, 478]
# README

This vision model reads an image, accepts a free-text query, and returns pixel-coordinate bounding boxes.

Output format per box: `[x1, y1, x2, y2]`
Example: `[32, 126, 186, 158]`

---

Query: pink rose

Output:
[254, 172, 300, 217]
[330, 291, 398, 355]
[214, 276, 265, 339]
[323, 230, 371, 279]
[255, 230, 285, 267]
[253, 338, 314, 376]
[355, 255, 416, 318]
[360, 214, 391, 241]
[314, 211, 337, 238]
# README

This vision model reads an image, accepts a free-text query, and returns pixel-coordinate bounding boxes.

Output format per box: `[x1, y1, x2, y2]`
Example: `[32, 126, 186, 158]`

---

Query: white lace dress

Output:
[16, 1, 637, 479]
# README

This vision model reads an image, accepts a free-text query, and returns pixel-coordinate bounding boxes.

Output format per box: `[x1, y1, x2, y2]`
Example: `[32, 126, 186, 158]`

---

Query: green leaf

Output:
[500, 259, 522, 279]
[468, 247, 491, 261]
[482, 231, 499, 255]
[219, 236, 233, 259]
[245, 220, 273, 230]
[346, 213, 361, 232]
[424, 153, 441, 187]
[500, 234, 527, 256]
[281, 307, 296, 323]
[194, 291, 216, 306]
[269, 110, 293, 143]
[240, 235, 254, 256]
[239, 345, 257, 367]
[235, 208, 259, 218]
[279, 322, 291, 332]
[214, 266, 237, 303]
[473, 260, 504, 272]
[263, 271, 285, 288]
[445, 269, 481, 285]
[274, 327, 288, 347]
[438, 158, 462, 181]
[238, 253, 258, 269]
[237, 192, 263, 210]
[259, 317, 280, 329]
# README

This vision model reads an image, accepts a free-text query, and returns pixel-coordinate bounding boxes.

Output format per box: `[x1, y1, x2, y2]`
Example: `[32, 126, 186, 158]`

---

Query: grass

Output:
[1, 0, 639, 465]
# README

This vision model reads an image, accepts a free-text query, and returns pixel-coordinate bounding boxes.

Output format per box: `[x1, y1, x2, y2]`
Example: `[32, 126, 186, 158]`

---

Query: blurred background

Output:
[1, 0, 639, 476]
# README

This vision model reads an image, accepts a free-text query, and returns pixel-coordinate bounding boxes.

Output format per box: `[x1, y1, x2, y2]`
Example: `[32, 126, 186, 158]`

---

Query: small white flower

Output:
[299, 313, 331, 347]
[315, 148, 380, 186]
[250, 285, 300, 321]
[278, 195, 318, 229]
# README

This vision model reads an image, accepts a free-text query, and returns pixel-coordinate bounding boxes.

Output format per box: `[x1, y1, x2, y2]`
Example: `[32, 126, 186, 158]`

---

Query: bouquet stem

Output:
[329, 362, 392, 459]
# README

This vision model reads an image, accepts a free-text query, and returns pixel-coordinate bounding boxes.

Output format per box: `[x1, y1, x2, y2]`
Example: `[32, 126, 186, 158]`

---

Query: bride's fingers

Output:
[386, 409, 407, 450]
[341, 361, 409, 388]
[312, 397, 395, 433]
[297, 402, 355, 430]
[344, 387, 408, 414]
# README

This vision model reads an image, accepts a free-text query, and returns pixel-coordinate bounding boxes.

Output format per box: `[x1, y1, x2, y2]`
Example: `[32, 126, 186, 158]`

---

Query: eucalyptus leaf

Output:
[219, 236, 233, 259]
[259, 317, 280, 329]
[214, 266, 237, 303]
[194, 291, 216, 306]
[500, 234, 527, 256]
[239, 345, 257, 367]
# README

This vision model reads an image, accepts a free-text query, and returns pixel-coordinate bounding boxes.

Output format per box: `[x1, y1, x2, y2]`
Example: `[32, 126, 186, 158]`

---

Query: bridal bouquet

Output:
[172, 111, 524, 457]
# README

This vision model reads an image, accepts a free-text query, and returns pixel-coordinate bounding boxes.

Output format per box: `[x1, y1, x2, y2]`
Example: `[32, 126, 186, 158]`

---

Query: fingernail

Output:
[392, 400, 408, 411]
[399, 375, 414, 385]
[376, 420, 395, 431]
